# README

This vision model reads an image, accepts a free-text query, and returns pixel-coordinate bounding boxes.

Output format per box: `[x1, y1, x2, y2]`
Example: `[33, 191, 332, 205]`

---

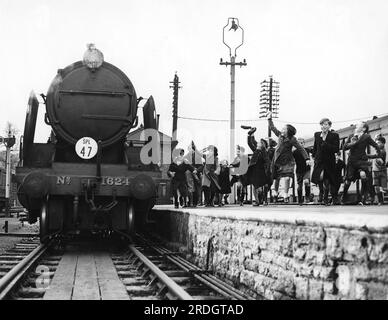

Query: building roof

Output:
[126, 126, 173, 144]
[305, 114, 388, 147]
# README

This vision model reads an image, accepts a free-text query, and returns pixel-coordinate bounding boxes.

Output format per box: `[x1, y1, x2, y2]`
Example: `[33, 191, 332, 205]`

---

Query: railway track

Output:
[113, 231, 253, 300]
[0, 232, 253, 300]
[0, 236, 61, 300]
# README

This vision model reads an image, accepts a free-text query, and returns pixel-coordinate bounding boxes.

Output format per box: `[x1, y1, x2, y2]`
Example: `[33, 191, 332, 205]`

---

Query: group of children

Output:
[167, 116, 387, 208]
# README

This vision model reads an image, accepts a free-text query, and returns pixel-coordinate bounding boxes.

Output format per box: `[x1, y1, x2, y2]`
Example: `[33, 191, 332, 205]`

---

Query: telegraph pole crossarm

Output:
[259, 75, 280, 138]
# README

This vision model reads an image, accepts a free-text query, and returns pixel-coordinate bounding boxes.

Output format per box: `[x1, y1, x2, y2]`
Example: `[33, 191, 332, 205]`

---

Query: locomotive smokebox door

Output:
[45, 59, 138, 148]
[143, 96, 157, 130]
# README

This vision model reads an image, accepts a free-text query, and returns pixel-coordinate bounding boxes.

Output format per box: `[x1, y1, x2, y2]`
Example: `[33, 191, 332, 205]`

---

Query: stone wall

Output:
[150, 209, 388, 300]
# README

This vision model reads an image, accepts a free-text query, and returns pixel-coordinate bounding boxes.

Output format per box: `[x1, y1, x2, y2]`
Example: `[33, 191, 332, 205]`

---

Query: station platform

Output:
[150, 204, 388, 300]
[153, 204, 388, 231]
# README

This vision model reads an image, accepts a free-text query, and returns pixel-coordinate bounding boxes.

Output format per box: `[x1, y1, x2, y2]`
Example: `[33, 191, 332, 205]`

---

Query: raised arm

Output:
[247, 134, 258, 152]
[292, 138, 309, 160]
[268, 118, 281, 137]
[343, 134, 357, 151]
[190, 143, 207, 166]
[368, 136, 383, 157]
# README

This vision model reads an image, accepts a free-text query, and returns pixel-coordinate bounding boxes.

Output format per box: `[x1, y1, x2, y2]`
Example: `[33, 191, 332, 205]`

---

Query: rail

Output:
[0, 238, 54, 299]
[115, 229, 253, 300]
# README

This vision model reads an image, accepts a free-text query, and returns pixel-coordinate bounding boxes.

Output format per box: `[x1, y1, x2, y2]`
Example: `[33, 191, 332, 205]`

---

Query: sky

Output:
[0, 0, 387, 160]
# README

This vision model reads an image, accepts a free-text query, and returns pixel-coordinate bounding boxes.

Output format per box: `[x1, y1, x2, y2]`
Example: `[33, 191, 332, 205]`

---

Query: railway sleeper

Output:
[130, 295, 161, 300]
[20, 240, 40, 244]
[23, 275, 55, 287]
[117, 270, 140, 277]
[10, 296, 42, 301]
[126, 285, 157, 296]
[112, 260, 132, 266]
[30, 271, 56, 278]
[0, 260, 20, 266]
[0, 255, 26, 260]
[0, 266, 13, 272]
[37, 260, 60, 266]
[121, 277, 148, 286]
[114, 261, 140, 266]
[7, 248, 32, 254]
[31, 266, 57, 273]
[40, 256, 63, 261]
[6, 249, 35, 254]
[15, 245, 39, 249]
[114, 265, 138, 272]
[15, 286, 46, 298]
[191, 295, 226, 300]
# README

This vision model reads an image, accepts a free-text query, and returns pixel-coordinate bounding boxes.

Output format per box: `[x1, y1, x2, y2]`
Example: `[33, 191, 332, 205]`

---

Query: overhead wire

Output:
[177, 112, 388, 125]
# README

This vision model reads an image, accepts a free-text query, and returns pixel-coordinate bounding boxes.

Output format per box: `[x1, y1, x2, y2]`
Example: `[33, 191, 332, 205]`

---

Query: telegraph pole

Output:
[1, 131, 16, 217]
[220, 18, 247, 163]
[169, 73, 181, 144]
[259, 75, 280, 136]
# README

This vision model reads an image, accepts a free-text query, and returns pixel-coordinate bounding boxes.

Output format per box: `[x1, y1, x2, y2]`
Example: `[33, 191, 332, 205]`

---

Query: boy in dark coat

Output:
[247, 128, 271, 206]
[192, 144, 221, 207]
[333, 152, 346, 198]
[268, 113, 309, 203]
[184, 142, 203, 206]
[167, 148, 195, 208]
[217, 160, 231, 206]
[311, 118, 340, 205]
[293, 138, 313, 205]
[230, 145, 249, 205]
[367, 134, 386, 205]
[342, 122, 381, 204]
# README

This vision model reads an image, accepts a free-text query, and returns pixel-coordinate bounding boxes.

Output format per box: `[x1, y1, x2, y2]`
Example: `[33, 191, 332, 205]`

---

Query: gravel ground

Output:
[0, 236, 22, 255]
[0, 217, 39, 234]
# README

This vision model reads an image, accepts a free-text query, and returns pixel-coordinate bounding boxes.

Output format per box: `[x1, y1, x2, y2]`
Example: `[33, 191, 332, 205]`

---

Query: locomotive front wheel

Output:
[127, 202, 135, 236]
[39, 200, 49, 242]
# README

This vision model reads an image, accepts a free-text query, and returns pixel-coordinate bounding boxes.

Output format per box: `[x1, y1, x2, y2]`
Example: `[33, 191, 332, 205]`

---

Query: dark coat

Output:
[218, 166, 231, 194]
[334, 158, 345, 187]
[344, 133, 381, 169]
[293, 147, 312, 174]
[247, 135, 272, 187]
[311, 130, 340, 185]
[168, 161, 194, 182]
[268, 119, 308, 178]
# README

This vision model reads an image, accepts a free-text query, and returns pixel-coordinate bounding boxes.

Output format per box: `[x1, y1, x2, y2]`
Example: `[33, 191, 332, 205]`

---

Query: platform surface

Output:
[153, 204, 388, 231]
[43, 251, 128, 300]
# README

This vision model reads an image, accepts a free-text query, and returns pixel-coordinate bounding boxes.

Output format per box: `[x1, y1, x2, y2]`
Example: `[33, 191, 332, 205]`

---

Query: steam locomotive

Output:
[16, 45, 170, 240]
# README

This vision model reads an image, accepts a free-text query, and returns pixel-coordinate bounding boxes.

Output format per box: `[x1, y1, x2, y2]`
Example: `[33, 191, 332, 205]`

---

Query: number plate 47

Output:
[75, 137, 98, 159]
